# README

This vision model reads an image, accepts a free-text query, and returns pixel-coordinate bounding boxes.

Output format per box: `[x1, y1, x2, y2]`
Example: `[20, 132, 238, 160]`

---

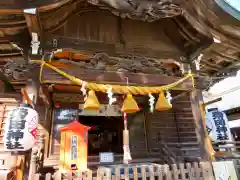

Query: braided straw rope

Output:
[32, 60, 195, 95]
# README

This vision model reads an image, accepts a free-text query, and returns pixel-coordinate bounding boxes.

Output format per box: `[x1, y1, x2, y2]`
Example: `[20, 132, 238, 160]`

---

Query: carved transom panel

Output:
[56, 53, 182, 76]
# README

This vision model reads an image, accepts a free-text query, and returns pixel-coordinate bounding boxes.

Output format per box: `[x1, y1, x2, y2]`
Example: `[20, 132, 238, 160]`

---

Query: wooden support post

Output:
[39, 134, 45, 150]
[190, 89, 210, 161]
[38, 134, 45, 168]
[189, 60, 210, 161]
[28, 148, 38, 180]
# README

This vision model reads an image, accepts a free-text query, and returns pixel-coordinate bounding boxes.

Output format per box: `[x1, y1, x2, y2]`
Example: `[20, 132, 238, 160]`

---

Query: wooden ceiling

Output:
[0, 0, 239, 81]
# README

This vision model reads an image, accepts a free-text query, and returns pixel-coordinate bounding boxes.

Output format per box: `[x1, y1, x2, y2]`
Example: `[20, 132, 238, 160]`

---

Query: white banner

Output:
[206, 110, 232, 142]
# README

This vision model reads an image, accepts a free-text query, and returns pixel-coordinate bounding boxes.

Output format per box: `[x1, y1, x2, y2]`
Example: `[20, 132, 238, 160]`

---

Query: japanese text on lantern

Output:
[3, 106, 38, 151]
[5, 108, 27, 150]
[212, 111, 228, 141]
[71, 136, 78, 160]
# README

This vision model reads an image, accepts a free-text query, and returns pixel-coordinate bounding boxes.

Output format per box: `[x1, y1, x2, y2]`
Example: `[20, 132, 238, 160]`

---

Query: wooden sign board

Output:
[79, 104, 121, 116]
[99, 152, 114, 163]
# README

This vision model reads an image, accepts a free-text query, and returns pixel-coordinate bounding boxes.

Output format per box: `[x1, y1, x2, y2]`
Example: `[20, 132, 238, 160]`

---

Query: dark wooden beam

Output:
[0, 49, 22, 57]
[0, 92, 21, 102]
[188, 39, 213, 62]
[41, 67, 193, 90]
[24, 10, 41, 35]
[0, 0, 69, 10]
[0, 56, 23, 62]
[39, 85, 52, 108]
[0, 30, 31, 53]
[204, 97, 222, 106]
[44, 36, 184, 60]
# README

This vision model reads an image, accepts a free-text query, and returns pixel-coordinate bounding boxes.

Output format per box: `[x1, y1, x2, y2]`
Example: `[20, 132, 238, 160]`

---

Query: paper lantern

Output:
[3, 105, 38, 151]
[121, 94, 139, 113]
[83, 90, 100, 110]
[60, 121, 90, 172]
[155, 91, 172, 111]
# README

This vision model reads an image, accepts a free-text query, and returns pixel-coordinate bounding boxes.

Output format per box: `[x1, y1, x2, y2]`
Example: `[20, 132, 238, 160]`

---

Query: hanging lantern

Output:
[121, 94, 139, 113]
[3, 104, 38, 151]
[155, 91, 172, 111]
[83, 90, 100, 110]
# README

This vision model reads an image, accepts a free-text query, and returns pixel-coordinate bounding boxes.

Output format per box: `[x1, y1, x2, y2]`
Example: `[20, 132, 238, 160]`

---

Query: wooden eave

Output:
[0, 0, 70, 13]
[0, 0, 239, 80]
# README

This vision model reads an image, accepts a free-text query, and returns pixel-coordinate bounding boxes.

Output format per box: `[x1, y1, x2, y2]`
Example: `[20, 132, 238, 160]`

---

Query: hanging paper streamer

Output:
[148, 93, 155, 113]
[122, 113, 132, 164]
[166, 91, 172, 106]
[81, 81, 87, 101]
[195, 53, 203, 71]
[3, 106, 38, 151]
[107, 87, 116, 106]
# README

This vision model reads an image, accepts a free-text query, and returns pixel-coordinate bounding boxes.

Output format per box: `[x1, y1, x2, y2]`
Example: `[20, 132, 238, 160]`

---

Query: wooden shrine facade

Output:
[0, 0, 239, 178]
[41, 87, 204, 167]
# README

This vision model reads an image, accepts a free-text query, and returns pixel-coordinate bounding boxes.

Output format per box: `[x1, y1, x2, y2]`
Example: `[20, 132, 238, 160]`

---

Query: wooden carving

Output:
[2, 60, 40, 81]
[87, 0, 182, 22]
[55, 53, 182, 76]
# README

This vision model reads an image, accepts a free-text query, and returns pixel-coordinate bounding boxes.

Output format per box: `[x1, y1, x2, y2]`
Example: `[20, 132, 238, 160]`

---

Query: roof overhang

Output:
[0, 0, 239, 84]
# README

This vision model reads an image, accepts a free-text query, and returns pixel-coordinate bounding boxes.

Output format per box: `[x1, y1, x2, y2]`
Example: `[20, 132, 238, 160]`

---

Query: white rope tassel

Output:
[148, 93, 155, 113]
[166, 91, 172, 106]
[107, 87, 116, 105]
[81, 81, 87, 101]
[195, 53, 203, 71]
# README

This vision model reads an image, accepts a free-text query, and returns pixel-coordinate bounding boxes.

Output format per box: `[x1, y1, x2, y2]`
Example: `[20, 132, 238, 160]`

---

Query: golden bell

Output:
[121, 94, 139, 113]
[155, 91, 172, 111]
[83, 90, 100, 110]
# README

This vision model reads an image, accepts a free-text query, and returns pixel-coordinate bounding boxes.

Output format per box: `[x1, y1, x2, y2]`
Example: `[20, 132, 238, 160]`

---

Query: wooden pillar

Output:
[189, 61, 210, 161]
[38, 134, 45, 168]
[190, 89, 210, 161]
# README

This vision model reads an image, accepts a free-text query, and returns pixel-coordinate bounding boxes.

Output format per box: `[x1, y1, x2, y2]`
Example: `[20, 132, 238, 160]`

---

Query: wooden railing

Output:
[32, 162, 214, 180]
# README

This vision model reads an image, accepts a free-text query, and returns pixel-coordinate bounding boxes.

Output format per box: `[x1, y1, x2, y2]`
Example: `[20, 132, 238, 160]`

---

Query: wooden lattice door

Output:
[0, 103, 18, 149]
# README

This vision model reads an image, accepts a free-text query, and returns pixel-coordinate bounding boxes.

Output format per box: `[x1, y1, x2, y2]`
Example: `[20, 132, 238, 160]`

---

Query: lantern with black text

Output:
[3, 105, 38, 151]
